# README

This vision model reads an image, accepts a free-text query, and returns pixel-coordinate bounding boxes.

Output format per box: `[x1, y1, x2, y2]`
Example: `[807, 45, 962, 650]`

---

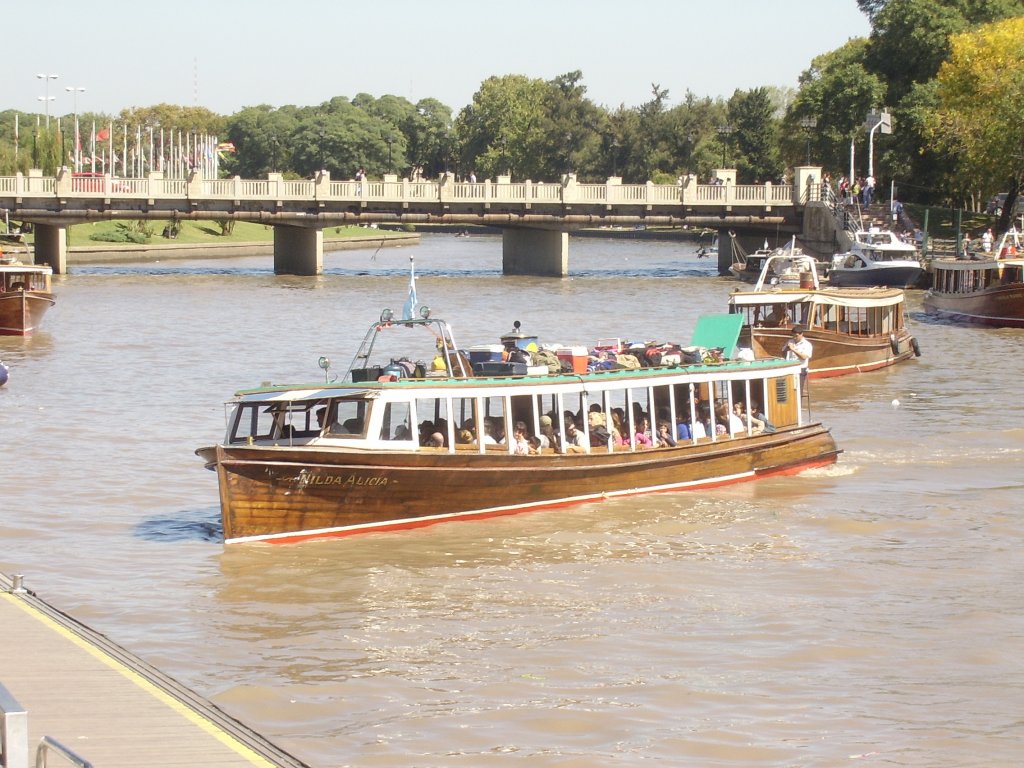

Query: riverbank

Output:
[67, 231, 419, 264]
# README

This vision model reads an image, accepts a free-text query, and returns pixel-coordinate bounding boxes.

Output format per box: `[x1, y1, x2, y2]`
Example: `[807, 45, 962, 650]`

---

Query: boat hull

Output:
[0, 292, 55, 335]
[923, 284, 1024, 327]
[744, 327, 917, 379]
[828, 265, 923, 289]
[213, 425, 839, 543]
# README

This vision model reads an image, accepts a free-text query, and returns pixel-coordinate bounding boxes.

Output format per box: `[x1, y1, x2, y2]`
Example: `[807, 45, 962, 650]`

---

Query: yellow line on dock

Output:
[0, 576, 309, 768]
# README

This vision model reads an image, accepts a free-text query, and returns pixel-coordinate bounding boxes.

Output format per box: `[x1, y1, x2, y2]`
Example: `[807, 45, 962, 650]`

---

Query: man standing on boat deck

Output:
[785, 325, 813, 383]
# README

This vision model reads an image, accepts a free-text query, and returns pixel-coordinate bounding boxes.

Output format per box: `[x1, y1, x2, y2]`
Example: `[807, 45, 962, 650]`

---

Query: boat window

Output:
[326, 397, 368, 437]
[229, 400, 325, 443]
[380, 400, 414, 441]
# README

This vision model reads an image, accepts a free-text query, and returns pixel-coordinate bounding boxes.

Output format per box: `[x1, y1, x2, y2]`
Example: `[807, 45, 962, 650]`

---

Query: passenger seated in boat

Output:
[538, 414, 559, 451]
[749, 399, 775, 434]
[766, 306, 789, 327]
[512, 422, 530, 455]
[456, 428, 474, 445]
[418, 420, 435, 445]
[563, 421, 588, 453]
[675, 413, 692, 441]
[394, 424, 412, 440]
[610, 410, 627, 446]
[655, 422, 676, 447]
[634, 417, 654, 449]
[587, 411, 611, 447]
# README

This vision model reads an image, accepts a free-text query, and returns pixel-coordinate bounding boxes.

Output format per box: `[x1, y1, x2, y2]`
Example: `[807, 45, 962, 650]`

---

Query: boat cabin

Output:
[220, 310, 810, 457]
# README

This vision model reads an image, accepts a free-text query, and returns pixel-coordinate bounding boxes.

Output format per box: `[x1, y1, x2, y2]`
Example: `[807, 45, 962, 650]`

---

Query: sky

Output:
[12, 0, 872, 118]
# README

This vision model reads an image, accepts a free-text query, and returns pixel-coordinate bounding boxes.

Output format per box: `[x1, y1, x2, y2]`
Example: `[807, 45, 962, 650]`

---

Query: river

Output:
[1, 234, 1022, 767]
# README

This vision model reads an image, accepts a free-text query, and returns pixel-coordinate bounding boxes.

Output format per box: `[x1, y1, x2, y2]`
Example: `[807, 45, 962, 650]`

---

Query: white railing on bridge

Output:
[2, 169, 806, 210]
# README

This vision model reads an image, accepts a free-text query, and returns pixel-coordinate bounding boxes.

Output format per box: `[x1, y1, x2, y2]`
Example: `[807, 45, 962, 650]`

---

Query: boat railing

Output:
[33, 737, 93, 768]
[342, 314, 467, 382]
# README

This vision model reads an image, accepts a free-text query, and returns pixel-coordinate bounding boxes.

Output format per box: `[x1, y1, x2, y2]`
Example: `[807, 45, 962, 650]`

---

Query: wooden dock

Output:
[0, 573, 309, 768]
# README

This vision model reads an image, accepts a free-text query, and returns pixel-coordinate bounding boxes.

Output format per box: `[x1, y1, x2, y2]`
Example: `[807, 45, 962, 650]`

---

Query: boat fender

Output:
[911, 337, 921, 357]
[889, 334, 900, 356]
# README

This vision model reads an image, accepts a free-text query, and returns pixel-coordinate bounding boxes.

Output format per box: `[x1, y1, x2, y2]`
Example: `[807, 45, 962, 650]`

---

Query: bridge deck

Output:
[0, 574, 308, 768]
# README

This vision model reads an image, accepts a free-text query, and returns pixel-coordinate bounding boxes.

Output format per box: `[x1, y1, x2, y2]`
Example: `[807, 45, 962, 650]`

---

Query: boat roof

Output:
[0, 263, 51, 273]
[231, 355, 801, 402]
[730, 285, 906, 308]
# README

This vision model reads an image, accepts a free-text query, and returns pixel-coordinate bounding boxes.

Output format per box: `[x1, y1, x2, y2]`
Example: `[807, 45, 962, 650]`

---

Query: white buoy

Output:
[891, 399, 900, 408]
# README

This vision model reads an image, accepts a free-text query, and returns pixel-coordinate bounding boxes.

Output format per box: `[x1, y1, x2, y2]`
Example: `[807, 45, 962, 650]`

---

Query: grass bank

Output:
[64, 220, 401, 248]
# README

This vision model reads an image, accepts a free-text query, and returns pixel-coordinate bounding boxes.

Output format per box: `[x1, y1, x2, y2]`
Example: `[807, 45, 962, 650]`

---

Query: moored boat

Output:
[0, 258, 55, 336]
[829, 227, 923, 288]
[729, 253, 920, 379]
[198, 297, 840, 544]
[923, 229, 1024, 327]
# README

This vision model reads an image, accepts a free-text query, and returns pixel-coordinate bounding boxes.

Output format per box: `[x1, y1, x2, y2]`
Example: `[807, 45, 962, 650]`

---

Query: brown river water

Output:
[1, 234, 1022, 767]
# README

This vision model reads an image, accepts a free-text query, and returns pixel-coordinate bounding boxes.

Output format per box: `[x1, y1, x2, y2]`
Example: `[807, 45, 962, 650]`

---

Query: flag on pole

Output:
[401, 255, 417, 321]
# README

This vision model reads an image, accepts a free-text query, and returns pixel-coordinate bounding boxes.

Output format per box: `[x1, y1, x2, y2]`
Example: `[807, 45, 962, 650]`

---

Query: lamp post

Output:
[799, 116, 817, 165]
[865, 111, 891, 180]
[36, 73, 58, 128]
[716, 124, 734, 167]
[65, 85, 85, 171]
[610, 138, 619, 178]
[385, 133, 394, 174]
[318, 128, 326, 171]
[147, 122, 157, 174]
[270, 135, 279, 173]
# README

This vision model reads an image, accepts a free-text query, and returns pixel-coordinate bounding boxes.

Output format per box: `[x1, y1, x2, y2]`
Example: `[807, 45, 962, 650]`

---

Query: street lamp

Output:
[318, 127, 326, 170]
[865, 111, 891, 180]
[384, 133, 394, 174]
[611, 138, 619, 178]
[799, 116, 817, 165]
[146, 121, 157, 174]
[36, 73, 58, 127]
[270, 135, 279, 172]
[65, 86, 85, 171]
[716, 124, 734, 167]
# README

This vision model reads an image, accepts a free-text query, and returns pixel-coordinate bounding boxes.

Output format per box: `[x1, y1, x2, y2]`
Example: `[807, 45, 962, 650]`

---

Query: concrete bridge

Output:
[1, 166, 826, 276]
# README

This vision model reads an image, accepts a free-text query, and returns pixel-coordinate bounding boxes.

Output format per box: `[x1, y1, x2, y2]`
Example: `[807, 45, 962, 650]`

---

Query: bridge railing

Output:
[1, 171, 800, 210]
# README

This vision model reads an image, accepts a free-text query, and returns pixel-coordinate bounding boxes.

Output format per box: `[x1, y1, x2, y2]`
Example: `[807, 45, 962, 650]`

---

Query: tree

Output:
[865, 0, 968, 105]
[926, 15, 1024, 229]
[727, 88, 781, 183]
[455, 74, 549, 180]
[788, 40, 887, 177]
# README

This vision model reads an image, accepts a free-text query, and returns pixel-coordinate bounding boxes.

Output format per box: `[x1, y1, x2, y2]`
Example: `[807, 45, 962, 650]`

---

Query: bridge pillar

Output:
[33, 223, 68, 274]
[273, 225, 323, 275]
[502, 228, 568, 277]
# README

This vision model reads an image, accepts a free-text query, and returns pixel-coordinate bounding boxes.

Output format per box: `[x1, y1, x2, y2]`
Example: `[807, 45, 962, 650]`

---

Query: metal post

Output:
[36, 73, 58, 128]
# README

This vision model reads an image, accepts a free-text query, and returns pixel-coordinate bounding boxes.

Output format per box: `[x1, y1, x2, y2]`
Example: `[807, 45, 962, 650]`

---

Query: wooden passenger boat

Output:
[923, 229, 1024, 327]
[0, 259, 55, 336]
[198, 304, 840, 544]
[829, 227, 923, 288]
[729, 253, 920, 379]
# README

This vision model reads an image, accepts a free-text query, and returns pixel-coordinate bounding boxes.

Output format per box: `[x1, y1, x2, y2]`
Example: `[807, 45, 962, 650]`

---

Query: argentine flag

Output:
[401, 256, 417, 321]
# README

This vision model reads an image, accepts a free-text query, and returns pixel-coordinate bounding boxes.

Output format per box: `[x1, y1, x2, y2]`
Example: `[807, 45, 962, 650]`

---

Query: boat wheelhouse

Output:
[0, 260, 54, 336]
[199, 308, 839, 544]
[729, 253, 919, 379]
[923, 229, 1024, 328]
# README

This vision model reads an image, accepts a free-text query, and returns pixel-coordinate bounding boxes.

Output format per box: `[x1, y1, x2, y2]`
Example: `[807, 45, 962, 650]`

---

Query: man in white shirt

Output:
[784, 325, 813, 384]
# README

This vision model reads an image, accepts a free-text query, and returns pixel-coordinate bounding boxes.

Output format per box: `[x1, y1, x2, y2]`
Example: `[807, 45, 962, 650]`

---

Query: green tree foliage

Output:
[455, 74, 551, 180]
[727, 88, 782, 183]
[787, 40, 887, 176]
[865, 0, 967, 104]
[926, 15, 1024, 228]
